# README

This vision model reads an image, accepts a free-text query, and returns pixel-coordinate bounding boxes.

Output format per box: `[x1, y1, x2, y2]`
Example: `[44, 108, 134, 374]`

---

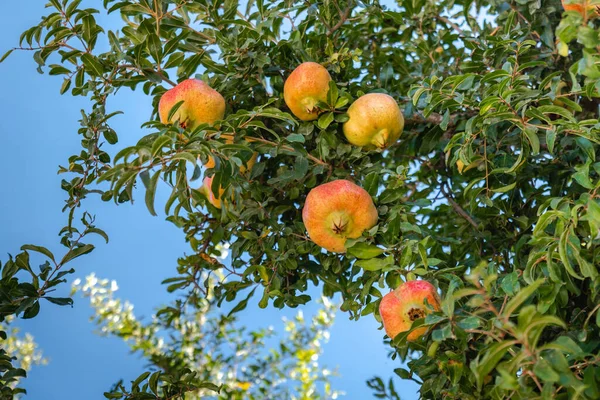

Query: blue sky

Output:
[0, 2, 418, 399]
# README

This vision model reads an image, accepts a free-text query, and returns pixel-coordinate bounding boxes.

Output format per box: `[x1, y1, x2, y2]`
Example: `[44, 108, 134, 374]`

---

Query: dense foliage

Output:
[3, 0, 600, 398]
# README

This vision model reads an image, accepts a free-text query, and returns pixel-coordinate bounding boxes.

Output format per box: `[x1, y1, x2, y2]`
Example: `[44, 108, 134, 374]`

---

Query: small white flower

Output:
[214, 242, 231, 259]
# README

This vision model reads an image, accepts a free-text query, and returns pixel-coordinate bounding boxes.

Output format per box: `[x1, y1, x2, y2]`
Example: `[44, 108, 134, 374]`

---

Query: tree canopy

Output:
[2, 0, 600, 398]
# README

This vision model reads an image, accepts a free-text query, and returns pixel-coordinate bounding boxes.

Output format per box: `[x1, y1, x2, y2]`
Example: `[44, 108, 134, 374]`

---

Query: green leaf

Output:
[65, 0, 83, 16]
[523, 127, 540, 155]
[346, 243, 385, 259]
[363, 172, 380, 197]
[146, 33, 162, 62]
[228, 288, 256, 317]
[502, 279, 544, 318]
[167, 100, 185, 122]
[534, 358, 560, 383]
[198, 382, 221, 392]
[392, 318, 425, 346]
[298, 122, 314, 136]
[60, 244, 95, 265]
[293, 157, 308, 179]
[532, 210, 562, 236]
[317, 112, 334, 130]
[431, 323, 454, 342]
[417, 242, 428, 268]
[379, 189, 403, 204]
[491, 182, 516, 193]
[21, 245, 55, 262]
[151, 135, 172, 157]
[171, 152, 197, 165]
[559, 229, 583, 279]
[527, 315, 566, 332]
[2, 259, 18, 280]
[572, 243, 597, 278]
[48, 0, 61, 10]
[80, 53, 105, 76]
[60, 78, 71, 95]
[145, 171, 161, 216]
[132, 371, 151, 388]
[537, 105, 575, 121]
[334, 113, 349, 123]
[164, 52, 184, 69]
[546, 129, 557, 154]
[400, 222, 421, 234]
[0, 49, 14, 63]
[576, 137, 595, 162]
[258, 287, 269, 309]
[88, 228, 109, 244]
[149, 371, 160, 395]
[44, 297, 74, 306]
[577, 26, 600, 48]
[22, 301, 40, 319]
[412, 87, 427, 105]
[287, 133, 305, 143]
[584, 367, 600, 398]
[440, 110, 450, 131]
[335, 97, 349, 109]
[104, 129, 118, 145]
[457, 316, 481, 330]
[472, 340, 518, 390]
[481, 69, 510, 83]
[81, 15, 97, 46]
[541, 336, 584, 356]
[103, 392, 123, 399]
[394, 368, 411, 379]
[573, 161, 595, 189]
[327, 80, 339, 106]
[425, 314, 447, 325]
[355, 255, 394, 271]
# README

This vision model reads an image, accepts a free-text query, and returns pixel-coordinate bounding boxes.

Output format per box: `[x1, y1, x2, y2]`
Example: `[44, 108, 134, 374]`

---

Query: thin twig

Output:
[328, 4, 352, 35]
[441, 183, 479, 229]
[435, 16, 464, 36]
[118, 63, 176, 86]
[208, 132, 330, 168]
[404, 110, 478, 127]
[247, 136, 330, 168]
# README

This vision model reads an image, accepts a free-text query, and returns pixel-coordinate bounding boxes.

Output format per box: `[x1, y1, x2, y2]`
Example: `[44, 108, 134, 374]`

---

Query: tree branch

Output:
[327, 3, 352, 35]
[209, 132, 331, 169]
[404, 110, 477, 127]
[441, 183, 479, 229]
[118, 63, 176, 87]
[244, 136, 330, 168]
[434, 16, 464, 36]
